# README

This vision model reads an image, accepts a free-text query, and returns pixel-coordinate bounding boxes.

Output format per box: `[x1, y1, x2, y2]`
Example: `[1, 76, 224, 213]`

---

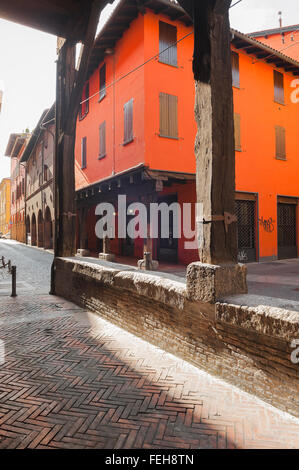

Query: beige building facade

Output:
[20, 106, 55, 249]
[0, 178, 11, 236]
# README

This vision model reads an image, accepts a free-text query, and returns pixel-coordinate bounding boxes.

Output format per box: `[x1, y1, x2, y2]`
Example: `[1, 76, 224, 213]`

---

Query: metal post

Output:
[11, 266, 17, 297]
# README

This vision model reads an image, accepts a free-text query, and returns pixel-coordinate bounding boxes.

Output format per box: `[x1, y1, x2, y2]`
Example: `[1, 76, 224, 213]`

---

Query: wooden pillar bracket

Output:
[201, 212, 237, 233]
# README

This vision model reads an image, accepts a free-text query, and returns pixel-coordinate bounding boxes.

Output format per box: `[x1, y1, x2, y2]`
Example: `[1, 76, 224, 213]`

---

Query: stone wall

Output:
[54, 257, 299, 417]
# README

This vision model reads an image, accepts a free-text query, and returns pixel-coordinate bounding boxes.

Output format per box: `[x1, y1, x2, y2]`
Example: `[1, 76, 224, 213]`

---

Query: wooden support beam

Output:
[178, 0, 237, 265]
[53, 0, 103, 267]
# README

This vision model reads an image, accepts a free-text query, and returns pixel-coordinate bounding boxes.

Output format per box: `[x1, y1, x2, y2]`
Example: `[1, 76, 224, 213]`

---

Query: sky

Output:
[0, 0, 298, 181]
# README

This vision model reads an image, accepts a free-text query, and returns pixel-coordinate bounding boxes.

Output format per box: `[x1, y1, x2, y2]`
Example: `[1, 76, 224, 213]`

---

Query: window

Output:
[81, 136, 87, 168]
[39, 173, 43, 186]
[231, 51, 240, 88]
[99, 64, 106, 101]
[44, 165, 49, 182]
[159, 21, 177, 67]
[22, 178, 25, 195]
[123, 99, 133, 144]
[275, 125, 286, 160]
[274, 70, 284, 104]
[234, 113, 241, 151]
[79, 82, 90, 119]
[99, 122, 106, 158]
[85, 82, 89, 114]
[159, 92, 178, 139]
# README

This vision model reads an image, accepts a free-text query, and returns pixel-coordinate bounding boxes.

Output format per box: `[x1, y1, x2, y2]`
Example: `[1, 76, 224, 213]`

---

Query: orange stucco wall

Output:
[143, 10, 196, 173]
[75, 10, 299, 263]
[252, 31, 299, 61]
[75, 13, 146, 189]
[233, 45, 299, 260]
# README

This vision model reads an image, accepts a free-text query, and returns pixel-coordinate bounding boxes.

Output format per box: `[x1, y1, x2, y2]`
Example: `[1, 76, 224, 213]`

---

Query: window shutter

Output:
[99, 64, 106, 100]
[231, 51, 240, 88]
[234, 113, 241, 151]
[159, 92, 178, 138]
[85, 82, 89, 114]
[99, 121, 106, 157]
[159, 21, 177, 66]
[275, 125, 286, 159]
[81, 137, 87, 168]
[274, 71, 284, 104]
[124, 99, 133, 144]
[159, 92, 168, 136]
[169, 94, 178, 138]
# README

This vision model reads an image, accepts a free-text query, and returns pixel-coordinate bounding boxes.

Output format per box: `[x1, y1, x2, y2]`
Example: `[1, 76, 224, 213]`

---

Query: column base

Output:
[98, 253, 115, 261]
[186, 262, 247, 304]
[77, 249, 90, 257]
[137, 258, 159, 271]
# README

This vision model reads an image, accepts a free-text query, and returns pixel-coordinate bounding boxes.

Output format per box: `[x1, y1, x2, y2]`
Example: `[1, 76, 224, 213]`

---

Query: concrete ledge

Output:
[55, 257, 187, 310]
[216, 302, 299, 342]
[114, 270, 186, 310]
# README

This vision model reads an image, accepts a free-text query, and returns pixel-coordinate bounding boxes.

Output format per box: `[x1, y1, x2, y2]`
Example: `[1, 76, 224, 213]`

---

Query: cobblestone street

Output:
[0, 240, 298, 449]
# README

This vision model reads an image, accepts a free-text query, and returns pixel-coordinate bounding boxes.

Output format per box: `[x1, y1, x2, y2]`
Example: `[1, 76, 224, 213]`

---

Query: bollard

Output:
[11, 266, 17, 297]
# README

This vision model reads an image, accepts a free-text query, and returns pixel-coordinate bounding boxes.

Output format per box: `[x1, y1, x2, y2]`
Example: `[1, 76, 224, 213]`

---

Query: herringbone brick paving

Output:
[0, 293, 298, 449]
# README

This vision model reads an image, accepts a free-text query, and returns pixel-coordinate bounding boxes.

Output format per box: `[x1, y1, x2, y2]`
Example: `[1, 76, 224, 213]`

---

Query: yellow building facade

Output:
[0, 178, 11, 236]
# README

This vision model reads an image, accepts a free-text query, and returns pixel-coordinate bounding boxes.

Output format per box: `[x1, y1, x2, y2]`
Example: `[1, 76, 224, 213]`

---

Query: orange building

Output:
[0, 178, 11, 236]
[75, 0, 299, 264]
[249, 25, 299, 61]
[5, 133, 30, 243]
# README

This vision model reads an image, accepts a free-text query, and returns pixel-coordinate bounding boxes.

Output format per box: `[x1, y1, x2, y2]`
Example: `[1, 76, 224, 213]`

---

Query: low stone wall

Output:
[54, 257, 299, 417]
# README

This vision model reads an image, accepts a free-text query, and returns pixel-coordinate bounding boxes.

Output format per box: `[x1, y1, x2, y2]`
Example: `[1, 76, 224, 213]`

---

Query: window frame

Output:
[81, 136, 87, 169]
[234, 113, 241, 151]
[231, 51, 240, 89]
[99, 121, 106, 159]
[159, 92, 178, 140]
[99, 63, 106, 102]
[275, 125, 286, 160]
[79, 82, 90, 120]
[123, 99, 134, 145]
[159, 21, 178, 67]
[274, 70, 285, 105]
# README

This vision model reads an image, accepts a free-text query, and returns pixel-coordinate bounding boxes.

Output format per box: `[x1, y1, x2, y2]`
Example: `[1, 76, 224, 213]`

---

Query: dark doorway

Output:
[278, 203, 297, 259]
[44, 206, 53, 249]
[236, 199, 257, 263]
[37, 210, 44, 248]
[157, 194, 178, 263]
[26, 215, 31, 245]
[31, 213, 37, 246]
[122, 212, 135, 257]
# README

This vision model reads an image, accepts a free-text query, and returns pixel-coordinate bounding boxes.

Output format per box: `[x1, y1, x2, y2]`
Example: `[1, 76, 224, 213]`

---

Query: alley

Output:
[0, 239, 298, 449]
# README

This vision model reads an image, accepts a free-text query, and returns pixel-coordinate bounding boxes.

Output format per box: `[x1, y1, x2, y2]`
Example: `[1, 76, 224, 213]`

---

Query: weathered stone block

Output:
[98, 253, 115, 261]
[186, 262, 247, 303]
[76, 249, 90, 257]
[137, 258, 159, 271]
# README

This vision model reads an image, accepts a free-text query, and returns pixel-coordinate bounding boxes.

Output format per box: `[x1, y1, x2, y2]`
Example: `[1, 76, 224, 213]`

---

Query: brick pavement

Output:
[0, 292, 298, 449]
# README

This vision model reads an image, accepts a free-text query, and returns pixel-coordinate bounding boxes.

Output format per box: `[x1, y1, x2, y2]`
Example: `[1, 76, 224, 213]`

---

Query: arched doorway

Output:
[26, 215, 31, 245]
[31, 214, 37, 246]
[37, 210, 44, 247]
[44, 206, 53, 249]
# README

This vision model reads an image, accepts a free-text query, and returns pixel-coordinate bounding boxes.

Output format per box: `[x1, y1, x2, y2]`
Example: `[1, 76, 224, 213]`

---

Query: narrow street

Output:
[0, 239, 298, 449]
